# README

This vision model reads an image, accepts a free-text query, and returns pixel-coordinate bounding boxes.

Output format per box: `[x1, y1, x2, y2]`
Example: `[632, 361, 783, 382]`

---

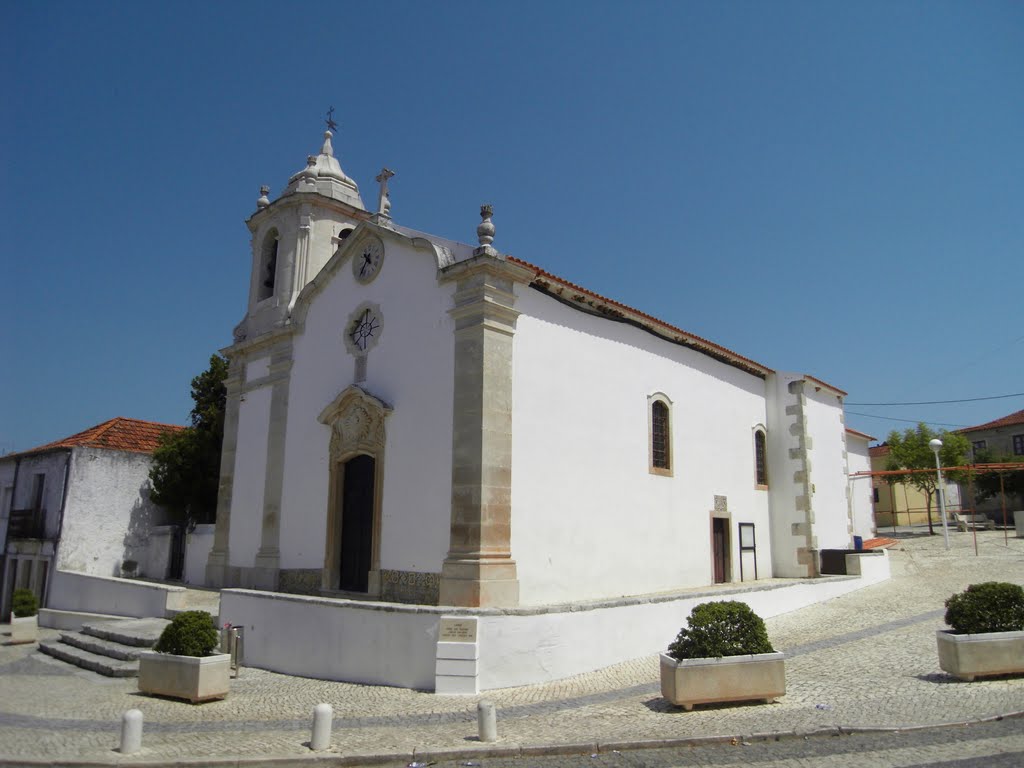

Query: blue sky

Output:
[2, 0, 1022, 453]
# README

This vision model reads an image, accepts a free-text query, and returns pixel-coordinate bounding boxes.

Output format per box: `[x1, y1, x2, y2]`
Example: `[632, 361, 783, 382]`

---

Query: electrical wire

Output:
[846, 392, 1024, 407]
[844, 411, 968, 428]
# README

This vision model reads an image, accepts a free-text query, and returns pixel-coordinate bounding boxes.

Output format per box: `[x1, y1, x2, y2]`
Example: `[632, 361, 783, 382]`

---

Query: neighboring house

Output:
[206, 128, 872, 609]
[958, 408, 1024, 518]
[0, 417, 184, 618]
[845, 428, 876, 542]
[869, 443, 963, 529]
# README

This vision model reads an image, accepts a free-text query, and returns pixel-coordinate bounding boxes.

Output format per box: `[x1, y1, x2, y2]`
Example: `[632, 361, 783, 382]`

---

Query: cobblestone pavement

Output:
[1, 531, 1023, 765]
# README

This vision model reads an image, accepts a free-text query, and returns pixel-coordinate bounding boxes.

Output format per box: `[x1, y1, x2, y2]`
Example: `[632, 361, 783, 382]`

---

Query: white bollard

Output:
[120, 709, 143, 754]
[310, 703, 333, 751]
[477, 700, 497, 743]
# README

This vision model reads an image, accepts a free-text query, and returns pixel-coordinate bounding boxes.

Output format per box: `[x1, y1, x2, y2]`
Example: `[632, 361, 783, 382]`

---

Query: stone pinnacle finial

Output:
[476, 205, 495, 254]
[375, 167, 395, 220]
[257, 185, 270, 209]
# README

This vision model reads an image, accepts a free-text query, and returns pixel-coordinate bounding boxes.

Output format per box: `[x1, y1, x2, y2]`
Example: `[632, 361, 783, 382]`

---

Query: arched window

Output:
[257, 229, 279, 301]
[754, 428, 768, 487]
[648, 393, 672, 476]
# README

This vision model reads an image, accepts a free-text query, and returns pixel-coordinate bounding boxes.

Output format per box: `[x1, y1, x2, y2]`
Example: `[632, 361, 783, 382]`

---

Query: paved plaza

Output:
[2, 530, 1023, 766]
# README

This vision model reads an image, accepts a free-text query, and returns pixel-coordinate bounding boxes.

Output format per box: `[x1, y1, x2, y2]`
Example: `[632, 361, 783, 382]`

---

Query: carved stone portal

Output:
[318, 385, 391, 595]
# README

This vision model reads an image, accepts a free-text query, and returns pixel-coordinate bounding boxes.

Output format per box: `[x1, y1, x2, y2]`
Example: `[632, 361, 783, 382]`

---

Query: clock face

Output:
[349, 308, 380, 352]
[354, 237, 384, 283]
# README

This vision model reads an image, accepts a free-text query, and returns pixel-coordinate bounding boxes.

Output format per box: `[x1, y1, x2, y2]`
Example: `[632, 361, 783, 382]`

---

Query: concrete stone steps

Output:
[81, 618, 170, 647]
[36, 617, 171, 677]
[38, 639, 139, 677]
[57, 630, 144, 661]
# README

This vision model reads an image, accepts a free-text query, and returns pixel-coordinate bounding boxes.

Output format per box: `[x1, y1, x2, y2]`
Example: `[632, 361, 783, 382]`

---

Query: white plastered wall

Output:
[845, 433, 876, 541]
[228, 386, 271, 568]
[58, 447, 165, 577]
[278, 235, 456, 575]
[510, 288, 773, 605]
[804, 388, 850, 551]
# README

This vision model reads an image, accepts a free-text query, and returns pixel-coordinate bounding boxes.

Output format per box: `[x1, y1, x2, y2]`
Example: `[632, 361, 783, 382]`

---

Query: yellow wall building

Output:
[870, 444, 962, 529]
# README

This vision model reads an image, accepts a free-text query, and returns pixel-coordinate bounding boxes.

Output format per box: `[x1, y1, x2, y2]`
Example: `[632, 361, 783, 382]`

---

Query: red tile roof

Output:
[7, 417, 185, 458]
[507, 256, 778, 378]
[862, 537, 898, 550]
[958, 409, 1024, 434]
[845, 427, 876, 441]
[507, 256, 851, 392]
[804, 374, 848, 398]
[869, 444, 891, 458]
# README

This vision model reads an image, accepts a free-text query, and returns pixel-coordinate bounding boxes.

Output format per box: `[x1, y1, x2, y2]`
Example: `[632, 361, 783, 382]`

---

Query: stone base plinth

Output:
[439, 558, 519, 607]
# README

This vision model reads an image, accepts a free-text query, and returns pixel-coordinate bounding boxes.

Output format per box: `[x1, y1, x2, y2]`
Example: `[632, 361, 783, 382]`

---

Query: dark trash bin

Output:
[820, 549, 861, 575]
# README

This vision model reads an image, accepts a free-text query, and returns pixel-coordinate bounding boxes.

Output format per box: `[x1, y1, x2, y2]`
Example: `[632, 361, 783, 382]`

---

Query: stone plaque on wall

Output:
[714, 495, 728, 512]
[438, 617, 478, 643]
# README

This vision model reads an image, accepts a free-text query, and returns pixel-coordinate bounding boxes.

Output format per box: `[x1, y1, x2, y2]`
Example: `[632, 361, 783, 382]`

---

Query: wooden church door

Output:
[339, 454, 375, 592]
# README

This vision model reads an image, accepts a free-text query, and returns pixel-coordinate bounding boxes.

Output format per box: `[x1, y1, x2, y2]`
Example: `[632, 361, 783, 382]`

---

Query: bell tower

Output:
[234, 129, 370, 344]
[208, 125, 371, 590]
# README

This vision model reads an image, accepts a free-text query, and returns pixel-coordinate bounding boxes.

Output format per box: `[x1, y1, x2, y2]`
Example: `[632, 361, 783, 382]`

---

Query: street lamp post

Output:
[929, 438, 950, 550]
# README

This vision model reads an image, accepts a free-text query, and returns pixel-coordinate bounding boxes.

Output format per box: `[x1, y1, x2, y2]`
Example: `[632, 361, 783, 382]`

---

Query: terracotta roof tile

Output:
[862, 537, 898, 550]
[507, 256, 776, 378]
[8, 417, 185, 458]
[845, 427, 876, 441]
[958, 409, 1024, 434]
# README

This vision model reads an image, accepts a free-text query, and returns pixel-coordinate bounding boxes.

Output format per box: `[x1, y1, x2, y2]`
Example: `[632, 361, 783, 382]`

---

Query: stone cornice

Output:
[438, 253, 535, 286]
[220, 326, 295, 360]
[246, 192, 372, 232]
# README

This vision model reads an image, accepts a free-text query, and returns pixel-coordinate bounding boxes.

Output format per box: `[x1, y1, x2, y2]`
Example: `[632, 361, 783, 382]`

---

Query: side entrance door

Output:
[712, 518, 728, 584]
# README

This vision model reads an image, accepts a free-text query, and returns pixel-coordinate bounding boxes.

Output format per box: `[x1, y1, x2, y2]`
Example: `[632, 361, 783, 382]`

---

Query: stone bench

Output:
[954, 513, 995, 532]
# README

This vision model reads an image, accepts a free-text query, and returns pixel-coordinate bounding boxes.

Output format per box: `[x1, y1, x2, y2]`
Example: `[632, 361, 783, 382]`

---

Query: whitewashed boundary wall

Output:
[221, 551, 889, 692]
[184, 525, 215, 586]
[46, 570, 186, 618]
[219, 590, 440, 689]
[143, 526, 174, 580]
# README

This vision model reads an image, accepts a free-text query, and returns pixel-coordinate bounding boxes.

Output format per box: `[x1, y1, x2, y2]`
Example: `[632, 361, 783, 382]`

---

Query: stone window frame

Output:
[971, 440, 987, 458]
[648, 392, 673, 477]
[317, 385, 392, 597]
[753, 425, 768, 489]
[256, 228, 280, 303]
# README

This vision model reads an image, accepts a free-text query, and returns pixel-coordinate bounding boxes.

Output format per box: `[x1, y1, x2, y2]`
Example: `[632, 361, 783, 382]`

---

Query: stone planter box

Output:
[659, 651, 785, 711]
[9, 615, 38, 645]
[936, 629, 1024, 682]
[138, 651, 231, 703]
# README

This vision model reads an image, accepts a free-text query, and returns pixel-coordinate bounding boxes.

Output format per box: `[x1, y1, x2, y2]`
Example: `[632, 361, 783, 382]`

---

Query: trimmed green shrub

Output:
[154, 611, 219, 657]
[944, 582, 1024, 634]
[11, 589, 39, 618]
[668, 600, 775, 660]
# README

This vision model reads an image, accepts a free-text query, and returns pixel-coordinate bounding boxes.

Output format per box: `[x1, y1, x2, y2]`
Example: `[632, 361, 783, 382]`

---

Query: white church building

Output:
[208, 129, 881, 691]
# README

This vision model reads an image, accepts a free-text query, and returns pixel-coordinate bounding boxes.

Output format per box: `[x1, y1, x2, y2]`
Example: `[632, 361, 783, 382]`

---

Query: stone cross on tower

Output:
[375, 168, 395, 220]
[325, 106, 338, 133]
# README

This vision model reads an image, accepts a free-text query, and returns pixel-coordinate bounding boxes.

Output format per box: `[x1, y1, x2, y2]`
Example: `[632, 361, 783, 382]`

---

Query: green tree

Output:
[149, 355, 228, 525]
[884, 423, 970, 535]
[971, 449, 1024, 508]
